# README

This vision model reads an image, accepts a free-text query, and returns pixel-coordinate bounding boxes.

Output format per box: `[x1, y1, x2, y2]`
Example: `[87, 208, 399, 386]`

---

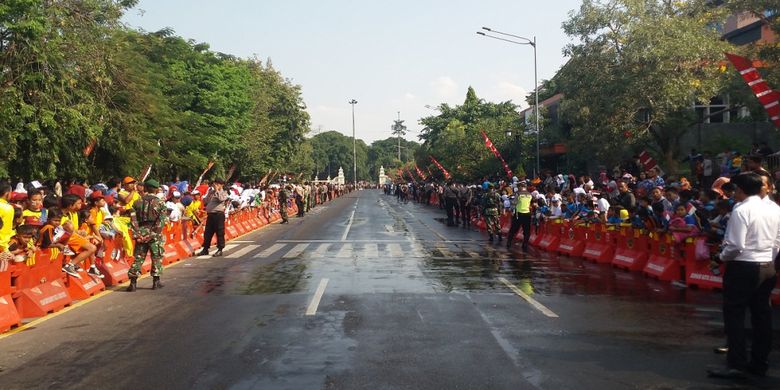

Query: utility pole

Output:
[391, 111, 407, 162]
[349, 99, 358, 186]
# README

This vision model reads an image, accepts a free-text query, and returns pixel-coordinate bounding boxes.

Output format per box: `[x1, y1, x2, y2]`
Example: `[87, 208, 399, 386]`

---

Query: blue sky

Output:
[122, 0, 582, 143]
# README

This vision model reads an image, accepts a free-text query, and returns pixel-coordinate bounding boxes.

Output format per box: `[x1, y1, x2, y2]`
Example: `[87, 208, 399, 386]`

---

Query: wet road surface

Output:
[1, 189, 779, 389]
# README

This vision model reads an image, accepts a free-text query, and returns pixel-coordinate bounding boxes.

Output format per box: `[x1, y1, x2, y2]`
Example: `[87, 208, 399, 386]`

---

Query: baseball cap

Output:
[89, 191, 105, 200]
[173, 191, 181, 198]
[123, 176, 136, 184]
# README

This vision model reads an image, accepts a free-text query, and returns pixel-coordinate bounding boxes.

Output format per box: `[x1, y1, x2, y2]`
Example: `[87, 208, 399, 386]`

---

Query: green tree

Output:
[556, 0, 731, 173]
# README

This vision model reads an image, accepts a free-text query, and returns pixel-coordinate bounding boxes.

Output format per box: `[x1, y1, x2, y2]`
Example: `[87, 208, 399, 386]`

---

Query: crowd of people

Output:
[0, 175, 351, 289]
[386, 149, 780, 380]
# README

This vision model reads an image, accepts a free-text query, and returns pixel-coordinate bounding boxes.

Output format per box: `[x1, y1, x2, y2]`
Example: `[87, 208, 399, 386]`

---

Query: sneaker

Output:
[197, 249, 209, 256]
[62, 263, 81, 279]
[88, 265, 105, 279]
[62, 247, 76, 256]
[74, 263, 83, 272]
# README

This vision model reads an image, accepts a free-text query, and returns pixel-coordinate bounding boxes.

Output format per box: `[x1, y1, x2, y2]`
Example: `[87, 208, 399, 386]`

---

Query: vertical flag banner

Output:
[725, 53, 780, 127]
[414, 164, 427, 180]
[480, 130, 513, 178]
[429, 156, 451, 180]
[638, 150, 663, 176]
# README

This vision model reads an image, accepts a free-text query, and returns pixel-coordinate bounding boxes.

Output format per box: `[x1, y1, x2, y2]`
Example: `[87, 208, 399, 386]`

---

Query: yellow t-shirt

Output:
[61, 211, 80, 230]
[120, 190, 141, 210]
[185, 200, 202, 219]
[0, 199, 15, 250]
[89, 207, 105, 228]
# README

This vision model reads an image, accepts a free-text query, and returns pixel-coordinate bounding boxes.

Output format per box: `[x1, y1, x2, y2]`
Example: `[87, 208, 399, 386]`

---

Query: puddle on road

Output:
[240, 260, 312, 294]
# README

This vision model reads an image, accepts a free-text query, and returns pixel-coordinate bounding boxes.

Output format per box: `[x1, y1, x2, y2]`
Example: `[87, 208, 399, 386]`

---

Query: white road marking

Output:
[255, 243, 286, 258]
[278, 239, 407, 243]
[341, 210, 356, 241]
[226, 245, 260, 258]
[305, 278, 329, 316]
[410, 242, 426, 257]
[363, 243, 379, 258]
[467, 251, 482, 258]
[387, 243, 403, 257]
[310, 243, 331, 258]
[336, 243, 353, 258]
[231, 240, 255, 244]
[436, 247, 454, 258]
[197, 244, 238, 259]
[282, 243, 310, 258]
[498, 277, 559, 318]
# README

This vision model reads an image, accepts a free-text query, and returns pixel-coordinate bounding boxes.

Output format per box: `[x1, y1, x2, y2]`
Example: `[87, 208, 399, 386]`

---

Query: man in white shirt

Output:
[708, 172, 780, 379]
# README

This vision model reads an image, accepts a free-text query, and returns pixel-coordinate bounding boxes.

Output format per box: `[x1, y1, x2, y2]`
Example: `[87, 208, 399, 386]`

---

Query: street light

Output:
[477, 26, 540, 178]
[349, 99, 358, 187]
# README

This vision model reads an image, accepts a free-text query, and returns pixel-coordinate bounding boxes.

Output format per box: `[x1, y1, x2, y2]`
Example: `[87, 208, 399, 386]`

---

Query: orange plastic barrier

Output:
[684, 237, 723, 290]
[0, 269, 21, 332]
[12, 250, 72, 318]
[582, 224, 617, 264]
[611, 227, 650, 271]
[97, 237, 130, 286]
[642, 233, 684, 282]
[557, 223, 588, 257]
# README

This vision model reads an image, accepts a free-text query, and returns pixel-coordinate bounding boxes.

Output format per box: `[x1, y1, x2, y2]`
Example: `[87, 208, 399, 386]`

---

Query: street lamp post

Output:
[477, 27, 540, 178]
[349, 99, 358, 187]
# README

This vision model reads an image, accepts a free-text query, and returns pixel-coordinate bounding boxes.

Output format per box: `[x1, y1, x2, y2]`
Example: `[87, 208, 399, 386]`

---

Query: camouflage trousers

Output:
[484, 211, 501, 236]
[129, 230, 164, 278]
[280, 206, 288, 222]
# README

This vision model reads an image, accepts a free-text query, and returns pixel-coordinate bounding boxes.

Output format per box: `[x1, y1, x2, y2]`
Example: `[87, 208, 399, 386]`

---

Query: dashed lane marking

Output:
[226, 245, 260, 258]
[336, 243, 353, 258]
[305, 278, 329, 316]
[197, 244, 238, 259]
[255, 243, 286, 258]
[498, 277, 559, 318]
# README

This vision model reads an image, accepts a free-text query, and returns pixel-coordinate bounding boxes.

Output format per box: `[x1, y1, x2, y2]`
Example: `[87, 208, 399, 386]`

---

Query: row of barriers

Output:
[424, 192, 780, 305]
[1, 192, 340, 334]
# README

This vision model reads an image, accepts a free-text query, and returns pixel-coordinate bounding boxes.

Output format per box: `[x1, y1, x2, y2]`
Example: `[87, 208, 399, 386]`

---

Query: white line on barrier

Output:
[498, 277, 559, 318]
[305, 278, 329, 316]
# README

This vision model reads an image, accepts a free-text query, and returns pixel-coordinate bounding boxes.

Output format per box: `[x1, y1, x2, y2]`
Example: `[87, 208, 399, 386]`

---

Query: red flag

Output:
[480, 131, 513, 179]
[139, 164, 153, 182]
[226, 164, 237, 181]
[83, 139, 96, 157]
[429, 156, 451, 180]
[638, 150, 663, 176]
[414, 164, 427, 180]
[725, 53, 780, 127]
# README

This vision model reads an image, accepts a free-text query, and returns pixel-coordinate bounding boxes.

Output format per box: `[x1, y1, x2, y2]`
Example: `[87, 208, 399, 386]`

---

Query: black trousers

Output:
[723, 261, 777, 372]
[459, 202, 470, 225]
[203, 212, 226, 251]
[507, 213, 532, 249]
[444, 197, 458, 225]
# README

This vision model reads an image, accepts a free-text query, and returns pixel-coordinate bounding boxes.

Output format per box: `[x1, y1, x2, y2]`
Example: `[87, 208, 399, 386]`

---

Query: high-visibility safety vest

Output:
[515, 193, 532, 214]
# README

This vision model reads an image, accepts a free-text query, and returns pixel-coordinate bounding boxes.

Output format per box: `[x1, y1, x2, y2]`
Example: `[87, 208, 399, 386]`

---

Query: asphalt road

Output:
[1, 189, 779, 389]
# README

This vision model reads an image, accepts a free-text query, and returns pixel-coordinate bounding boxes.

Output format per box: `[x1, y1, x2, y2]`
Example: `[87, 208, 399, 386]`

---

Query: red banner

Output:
[414, 164, 427, 180]
[480, 131, 513, 179]
[726, 53, 780, 128]
[429, 156, 451, 180]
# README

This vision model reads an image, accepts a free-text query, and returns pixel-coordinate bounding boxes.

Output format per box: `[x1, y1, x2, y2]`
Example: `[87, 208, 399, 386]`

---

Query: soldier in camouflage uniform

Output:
[127, 179, 169, 292]
[278, 185, 290, 224]
[482, 183, 502, 242]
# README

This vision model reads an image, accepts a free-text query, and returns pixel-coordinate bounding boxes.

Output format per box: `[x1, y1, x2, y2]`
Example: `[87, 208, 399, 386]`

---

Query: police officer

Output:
[127, 179, 168, 292]
[507, 182, 533, 251]
[458, 183, 472, 227]
[443, 181, 459, 226]
[482, 183, 502, 242]
[198, 178, 228, 257]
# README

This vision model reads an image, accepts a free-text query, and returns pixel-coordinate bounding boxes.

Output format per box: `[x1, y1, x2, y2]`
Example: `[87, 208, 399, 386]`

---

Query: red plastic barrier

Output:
[611, 228, 650, 271]
[499, 214, 511, 235]
[538, 220, 563, 252]
[684, 237, 723, 290]
[96, 238, 130, 286]
[582, 224, 617, 264]
[0, 269, 20, 332]
[12, 250, 72, 318]
[643, 233, 683, 282]
[66, 269, 106, 300]
[557, 222, 587, 257]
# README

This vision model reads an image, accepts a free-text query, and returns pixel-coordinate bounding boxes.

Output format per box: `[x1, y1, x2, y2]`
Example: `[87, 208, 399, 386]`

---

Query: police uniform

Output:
[127, 179, 168, 291]
[507, 188, 533, 251]
[482, 186, 502, 242]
